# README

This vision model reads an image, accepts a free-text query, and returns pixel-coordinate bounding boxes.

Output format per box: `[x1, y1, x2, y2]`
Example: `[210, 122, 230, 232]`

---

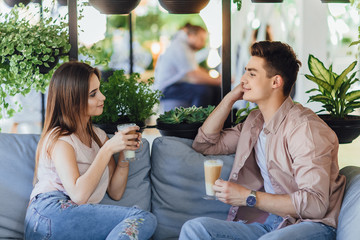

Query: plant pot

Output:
[158, 0, 210, 14]
[321, 0, 349, 3]
[89, 0, 141, 15]
[157, 121, 203, 140]
[251, 0, 283, 2]
[94, 118, 146, 135]
[4, 0, 31, 7]
[38, 55, 60, 74]
[319, 114, 360, 144]
[57, 0, 67, 6]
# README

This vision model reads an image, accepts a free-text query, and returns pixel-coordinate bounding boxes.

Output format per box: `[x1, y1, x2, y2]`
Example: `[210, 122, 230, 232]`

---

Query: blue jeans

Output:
[24, 191, 157, 240]
[179, 214, 336, 240]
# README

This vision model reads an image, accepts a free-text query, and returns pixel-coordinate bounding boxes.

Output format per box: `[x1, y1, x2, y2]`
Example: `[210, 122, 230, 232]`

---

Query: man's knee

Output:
[180, 217, 211, 239]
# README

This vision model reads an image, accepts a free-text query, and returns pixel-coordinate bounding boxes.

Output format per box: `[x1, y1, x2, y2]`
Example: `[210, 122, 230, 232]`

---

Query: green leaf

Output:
[308, 54, 331, 83]
[304, 74, 332, 94]
[349, 40, 360, 47]
[308, 94, 332, 104]
[345, 90, 360, 102]
[334, 61, 357, 92]
[305, 88, 320, 94]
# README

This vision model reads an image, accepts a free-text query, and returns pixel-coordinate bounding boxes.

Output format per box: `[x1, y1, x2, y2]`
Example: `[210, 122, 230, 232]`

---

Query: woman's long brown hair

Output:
[33, 61, 103, 185]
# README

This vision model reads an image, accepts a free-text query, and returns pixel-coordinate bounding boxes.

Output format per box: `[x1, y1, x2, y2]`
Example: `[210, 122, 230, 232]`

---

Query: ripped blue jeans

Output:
[24, 191, 157, 240]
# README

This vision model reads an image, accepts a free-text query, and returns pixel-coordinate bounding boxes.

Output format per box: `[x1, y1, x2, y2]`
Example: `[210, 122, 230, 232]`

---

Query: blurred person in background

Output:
[154, 23, 221, 111]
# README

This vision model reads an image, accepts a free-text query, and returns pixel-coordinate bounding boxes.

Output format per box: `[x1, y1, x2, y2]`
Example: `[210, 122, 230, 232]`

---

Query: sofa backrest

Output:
[0, 133, 152, 239]
[337, 165, 360, 240]
[150, 136, 234, 240]
[0, 133, 39, 239]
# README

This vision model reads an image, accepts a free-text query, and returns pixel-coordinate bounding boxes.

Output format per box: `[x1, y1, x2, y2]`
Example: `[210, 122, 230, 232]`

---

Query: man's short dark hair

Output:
[251, 41, 301, 97]
[182, 23, 206, 35]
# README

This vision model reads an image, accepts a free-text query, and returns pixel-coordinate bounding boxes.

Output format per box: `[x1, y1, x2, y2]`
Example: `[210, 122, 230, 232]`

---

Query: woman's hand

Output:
[105, 125, 141, 154]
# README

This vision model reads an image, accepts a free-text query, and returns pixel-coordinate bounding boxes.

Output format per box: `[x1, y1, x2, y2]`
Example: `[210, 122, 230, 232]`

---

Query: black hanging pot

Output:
[158, 0, 210, 14]
[89, 0, 141, 15]
[4, 0, 31, 7]
[251, 0, 283, 2]
[57, 0, 67, 6]
[38, 55, 60, 74]
[319, 114, 360, 144]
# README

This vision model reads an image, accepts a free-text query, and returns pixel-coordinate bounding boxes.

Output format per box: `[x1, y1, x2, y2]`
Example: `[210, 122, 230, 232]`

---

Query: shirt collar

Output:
[264, 97, 295, 134]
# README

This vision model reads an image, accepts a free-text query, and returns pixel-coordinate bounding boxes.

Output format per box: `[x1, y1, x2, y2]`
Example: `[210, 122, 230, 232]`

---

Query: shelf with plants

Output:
[156, 105, 215, 139]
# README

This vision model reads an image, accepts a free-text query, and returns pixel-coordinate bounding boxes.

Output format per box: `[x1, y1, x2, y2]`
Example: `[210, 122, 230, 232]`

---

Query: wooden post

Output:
[222, 0, 232, 127]
[68, 0, 78, 61]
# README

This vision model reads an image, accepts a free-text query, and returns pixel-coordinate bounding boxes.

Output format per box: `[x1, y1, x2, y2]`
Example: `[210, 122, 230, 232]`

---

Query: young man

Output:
[179, 41, 345, 239]
[154, 23, 221, 110]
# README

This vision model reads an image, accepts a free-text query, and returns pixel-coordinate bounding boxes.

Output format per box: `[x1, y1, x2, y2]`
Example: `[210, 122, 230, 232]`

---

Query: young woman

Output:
[24, 61, 157, 240]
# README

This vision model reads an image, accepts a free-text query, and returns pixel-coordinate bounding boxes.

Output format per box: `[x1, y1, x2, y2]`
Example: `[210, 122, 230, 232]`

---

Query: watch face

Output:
[246, 196, 256, 207]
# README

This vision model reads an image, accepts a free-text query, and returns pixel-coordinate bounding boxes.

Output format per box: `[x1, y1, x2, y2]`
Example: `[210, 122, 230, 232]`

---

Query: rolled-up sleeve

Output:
[288, 120, 338, 219]
[192, 123, 243, 155]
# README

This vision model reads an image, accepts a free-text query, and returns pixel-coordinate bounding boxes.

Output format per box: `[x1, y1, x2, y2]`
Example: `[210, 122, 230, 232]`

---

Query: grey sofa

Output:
[0, 133, 359, 240]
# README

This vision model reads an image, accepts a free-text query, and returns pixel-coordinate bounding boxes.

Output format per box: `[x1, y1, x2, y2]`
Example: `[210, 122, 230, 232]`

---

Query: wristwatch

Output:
[246, 190, 257, 207]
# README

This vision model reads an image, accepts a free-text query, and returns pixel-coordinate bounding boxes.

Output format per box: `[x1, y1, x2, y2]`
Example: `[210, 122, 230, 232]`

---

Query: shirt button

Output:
[232, 209, 236, 213]
[232, 173, 238, 178]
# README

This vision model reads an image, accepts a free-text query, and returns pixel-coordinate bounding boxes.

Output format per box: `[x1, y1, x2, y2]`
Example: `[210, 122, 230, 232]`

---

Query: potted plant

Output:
[92, 70, 162, 134]
[0, 3, 71, 120]
[89, 0, 141, 15]
[234, 102, 258, 125]
[157, 105, 215, 139]
[4, 0, 30, 7]
[158, 0, 210, 14]
[305, 54, 360, 143]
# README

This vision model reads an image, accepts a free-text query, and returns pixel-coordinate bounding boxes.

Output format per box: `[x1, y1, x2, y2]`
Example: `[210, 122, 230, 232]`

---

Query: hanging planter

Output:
[251, 0, 283, 2]
[89, 0, 141, 15]
[57, 0, 67, 6]
[321, 0, 349, 3]
[158, 0, 210, 14]
[4, 0, 31, 7]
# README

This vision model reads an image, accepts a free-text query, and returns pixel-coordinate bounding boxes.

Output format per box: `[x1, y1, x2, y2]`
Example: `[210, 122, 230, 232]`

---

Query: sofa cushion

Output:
[100, 138, 152, 211]
[337, 166, 360, 240]
[0, 133, 39, 239]
[0, 133, 151, 239]
[150, 136, 234, 240]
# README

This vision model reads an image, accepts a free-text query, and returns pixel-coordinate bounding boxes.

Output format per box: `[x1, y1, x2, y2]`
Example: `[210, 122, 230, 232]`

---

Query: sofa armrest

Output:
[337, 166, 360, 240]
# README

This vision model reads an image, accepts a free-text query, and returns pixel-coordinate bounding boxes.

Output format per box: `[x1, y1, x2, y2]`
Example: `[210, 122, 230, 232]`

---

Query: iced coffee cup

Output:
[117, 123, 138, 162]
[203, 159, 223, 200]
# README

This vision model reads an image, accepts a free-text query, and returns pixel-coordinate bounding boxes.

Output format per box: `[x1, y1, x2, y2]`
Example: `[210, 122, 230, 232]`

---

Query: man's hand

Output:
[213, 179, 250, 206]
[228, 81, 244, 103]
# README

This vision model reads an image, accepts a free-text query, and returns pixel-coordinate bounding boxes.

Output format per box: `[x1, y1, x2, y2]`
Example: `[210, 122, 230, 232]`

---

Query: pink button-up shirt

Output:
[193, 97, 346, 228]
